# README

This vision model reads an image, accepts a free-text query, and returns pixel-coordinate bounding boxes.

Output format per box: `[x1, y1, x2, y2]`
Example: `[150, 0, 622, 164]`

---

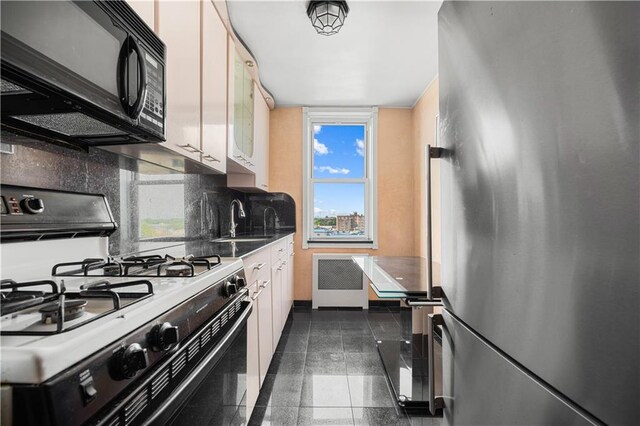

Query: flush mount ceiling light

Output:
[307, 1, 349, 36]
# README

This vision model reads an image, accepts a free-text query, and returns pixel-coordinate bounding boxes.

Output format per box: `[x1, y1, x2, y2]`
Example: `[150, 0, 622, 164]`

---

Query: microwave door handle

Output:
[117, 36, 130, 115]
[129, 36, 147, 120]
[116, 36, 147, 120]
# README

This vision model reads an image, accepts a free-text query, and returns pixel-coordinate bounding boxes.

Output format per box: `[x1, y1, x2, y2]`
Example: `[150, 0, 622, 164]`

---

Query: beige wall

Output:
[269, 107, 416, 300]
[412, 77, 441, 284]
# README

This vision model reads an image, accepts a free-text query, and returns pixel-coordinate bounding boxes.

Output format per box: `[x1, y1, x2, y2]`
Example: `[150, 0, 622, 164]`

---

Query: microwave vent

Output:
[1, 79, 31, 95]
[11, 112, 125, 137]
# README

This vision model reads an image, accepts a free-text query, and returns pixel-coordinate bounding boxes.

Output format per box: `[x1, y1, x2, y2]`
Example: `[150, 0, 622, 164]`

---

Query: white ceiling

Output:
[226, 0, 442, 107]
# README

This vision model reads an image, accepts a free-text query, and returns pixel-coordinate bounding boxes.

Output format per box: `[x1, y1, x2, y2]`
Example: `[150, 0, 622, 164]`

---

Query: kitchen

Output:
[0, 1, 638, 426]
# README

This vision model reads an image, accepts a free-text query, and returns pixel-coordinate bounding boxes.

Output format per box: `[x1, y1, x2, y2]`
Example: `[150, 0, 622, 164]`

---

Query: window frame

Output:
[302, 107, 378, 249]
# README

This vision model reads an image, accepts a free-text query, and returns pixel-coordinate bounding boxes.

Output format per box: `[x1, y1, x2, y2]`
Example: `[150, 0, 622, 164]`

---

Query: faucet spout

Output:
[230, 199, 246, 238]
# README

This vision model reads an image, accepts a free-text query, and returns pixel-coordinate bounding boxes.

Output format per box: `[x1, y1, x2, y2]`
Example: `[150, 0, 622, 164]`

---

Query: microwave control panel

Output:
[139, 52, 164, 136]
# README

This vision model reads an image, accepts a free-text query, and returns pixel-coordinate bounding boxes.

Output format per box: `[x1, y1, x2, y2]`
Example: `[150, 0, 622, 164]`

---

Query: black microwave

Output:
[0, 0, 165, 147]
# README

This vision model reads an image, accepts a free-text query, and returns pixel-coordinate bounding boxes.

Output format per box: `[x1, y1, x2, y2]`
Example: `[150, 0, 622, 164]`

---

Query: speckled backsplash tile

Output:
[1, 133, 295, 256]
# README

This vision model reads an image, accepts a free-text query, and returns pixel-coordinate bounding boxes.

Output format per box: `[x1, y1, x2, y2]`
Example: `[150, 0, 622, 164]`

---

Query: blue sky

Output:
[313, 125, 365, 218]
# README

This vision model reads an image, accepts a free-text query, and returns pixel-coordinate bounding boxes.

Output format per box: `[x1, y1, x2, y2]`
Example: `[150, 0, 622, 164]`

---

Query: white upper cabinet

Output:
[201, 0, 227, 174]
[157, 0, 201, 162]
[227, 41, 256, 172]
[227, 82, 270, 191]
[126, 0, 154, 30]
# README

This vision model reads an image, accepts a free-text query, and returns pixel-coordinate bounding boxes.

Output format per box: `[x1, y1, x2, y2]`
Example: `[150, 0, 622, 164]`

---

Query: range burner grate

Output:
[0, 278, 154, 335]
[51, 254, 222, 278]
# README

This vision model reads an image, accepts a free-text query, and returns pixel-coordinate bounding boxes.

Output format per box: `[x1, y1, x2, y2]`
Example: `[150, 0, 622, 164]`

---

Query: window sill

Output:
[304, 240, 378, 249]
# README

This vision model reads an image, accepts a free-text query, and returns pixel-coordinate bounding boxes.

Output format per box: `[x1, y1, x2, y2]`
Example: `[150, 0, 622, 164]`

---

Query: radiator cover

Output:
[312, 254, 368, 309]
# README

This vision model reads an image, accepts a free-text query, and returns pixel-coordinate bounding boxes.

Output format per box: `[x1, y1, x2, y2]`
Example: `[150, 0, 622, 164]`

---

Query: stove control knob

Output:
[111, 343, 148, 380]
[21, 198, 44, 214]
[223, 280, 238, 297]
[149, 322, 180, 352]
[234, 275, 246, 288]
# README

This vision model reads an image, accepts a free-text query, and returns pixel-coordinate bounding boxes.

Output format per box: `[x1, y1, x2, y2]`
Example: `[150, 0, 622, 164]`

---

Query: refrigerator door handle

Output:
[427, 145, 444, 300]
[428, 312, 445, 415]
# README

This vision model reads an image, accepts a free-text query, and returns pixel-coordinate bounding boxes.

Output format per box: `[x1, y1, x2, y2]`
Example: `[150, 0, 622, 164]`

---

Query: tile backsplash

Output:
[1, 133, 295, 255]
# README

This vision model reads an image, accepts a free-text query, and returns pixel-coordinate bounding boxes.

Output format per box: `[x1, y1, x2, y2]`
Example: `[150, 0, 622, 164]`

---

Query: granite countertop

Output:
[353, 256, 440, 299]
[121, 231, 295, 260]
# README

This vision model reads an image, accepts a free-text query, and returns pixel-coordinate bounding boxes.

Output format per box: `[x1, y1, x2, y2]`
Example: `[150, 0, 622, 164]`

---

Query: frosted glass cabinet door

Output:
[233, 53, 244, 154]
[253, 82, 270, 191]
[242, 68, 254, 158]
[157, 0, 200, 161]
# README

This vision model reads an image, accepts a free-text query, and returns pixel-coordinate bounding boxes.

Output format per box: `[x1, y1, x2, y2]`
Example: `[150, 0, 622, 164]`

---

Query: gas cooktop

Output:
[51, 253, 223, 278]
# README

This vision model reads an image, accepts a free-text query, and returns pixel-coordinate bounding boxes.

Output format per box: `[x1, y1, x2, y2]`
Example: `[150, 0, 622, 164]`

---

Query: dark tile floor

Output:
[248, 306, 443, 426]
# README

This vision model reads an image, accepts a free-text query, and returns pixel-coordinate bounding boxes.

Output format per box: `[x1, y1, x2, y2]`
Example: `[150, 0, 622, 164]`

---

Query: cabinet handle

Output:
[259, 280, 271, 289]
[178, 143, 202, 153]
[278, 248, 284, 252]
[290, 252, 295, 257]
[253, 262, 266, 270]
[251, 288, 263, 300]
[247, 162, 255, 167]
[261, 184, 268, 188]
[203, 154, 220, 163]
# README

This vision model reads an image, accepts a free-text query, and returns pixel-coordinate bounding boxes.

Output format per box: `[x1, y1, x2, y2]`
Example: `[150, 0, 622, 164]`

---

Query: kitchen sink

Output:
[213, 237, 273, 243]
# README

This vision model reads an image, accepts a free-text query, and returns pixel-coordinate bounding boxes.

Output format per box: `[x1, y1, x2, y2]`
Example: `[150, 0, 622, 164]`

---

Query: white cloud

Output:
[314, 207, 322, 214]
[313, 125, 322, 135]
[314, 138, 329, 155]
[355, 139, 365, 157]
[317, 166, 350, 175]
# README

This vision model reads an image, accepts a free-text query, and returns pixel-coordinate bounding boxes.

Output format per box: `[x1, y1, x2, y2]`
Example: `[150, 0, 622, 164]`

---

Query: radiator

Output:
[312, 254, 368, 309]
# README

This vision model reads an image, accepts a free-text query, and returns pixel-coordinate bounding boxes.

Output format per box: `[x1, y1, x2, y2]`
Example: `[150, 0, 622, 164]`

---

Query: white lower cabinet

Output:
[257, 278, 273, 385]
[271, 261, 283, 350]
[243, 235, 295, 419]
[246, 282, 260, 417]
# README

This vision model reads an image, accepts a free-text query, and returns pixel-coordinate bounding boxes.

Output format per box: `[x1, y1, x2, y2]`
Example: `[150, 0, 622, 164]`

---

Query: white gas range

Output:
[1, 185, 251, 426]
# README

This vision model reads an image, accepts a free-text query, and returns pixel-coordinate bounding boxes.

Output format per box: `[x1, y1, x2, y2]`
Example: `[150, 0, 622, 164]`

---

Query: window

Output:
[302, 107, 378, 248]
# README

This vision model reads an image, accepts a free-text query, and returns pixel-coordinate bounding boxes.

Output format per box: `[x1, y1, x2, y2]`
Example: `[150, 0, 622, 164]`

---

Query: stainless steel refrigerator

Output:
[437, 2, 639, 425]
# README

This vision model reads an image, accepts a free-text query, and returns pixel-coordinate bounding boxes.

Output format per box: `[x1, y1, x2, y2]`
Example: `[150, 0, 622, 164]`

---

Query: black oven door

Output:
[144, 303, 251, 426]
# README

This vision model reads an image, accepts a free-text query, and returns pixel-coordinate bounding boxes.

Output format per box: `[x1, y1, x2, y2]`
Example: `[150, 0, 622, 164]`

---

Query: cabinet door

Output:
[157, 0, 201, 161]
[126, 0, 155, 30]
[246, 282, 260, 418]
[201, 0, 227, 173]
[257, 279, 273, 385]
[280, 259, 290, 328]
[253, 83, 270, 191]
[271, 263, 283, 349]
[287, 240, 294, 316]
[242, 69, 254, 160]
[227, 44, 244, 165]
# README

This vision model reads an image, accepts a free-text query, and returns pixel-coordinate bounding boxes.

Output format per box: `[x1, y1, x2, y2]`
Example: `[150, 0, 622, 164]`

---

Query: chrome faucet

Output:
[229, 199, 246, 238]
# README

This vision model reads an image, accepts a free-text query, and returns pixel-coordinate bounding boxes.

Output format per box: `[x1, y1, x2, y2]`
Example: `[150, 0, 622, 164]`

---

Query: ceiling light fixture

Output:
[307, 1, 349, 36]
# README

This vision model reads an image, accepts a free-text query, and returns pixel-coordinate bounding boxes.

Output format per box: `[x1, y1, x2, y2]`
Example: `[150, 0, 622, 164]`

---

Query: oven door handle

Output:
[142, 301, 253, 425]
